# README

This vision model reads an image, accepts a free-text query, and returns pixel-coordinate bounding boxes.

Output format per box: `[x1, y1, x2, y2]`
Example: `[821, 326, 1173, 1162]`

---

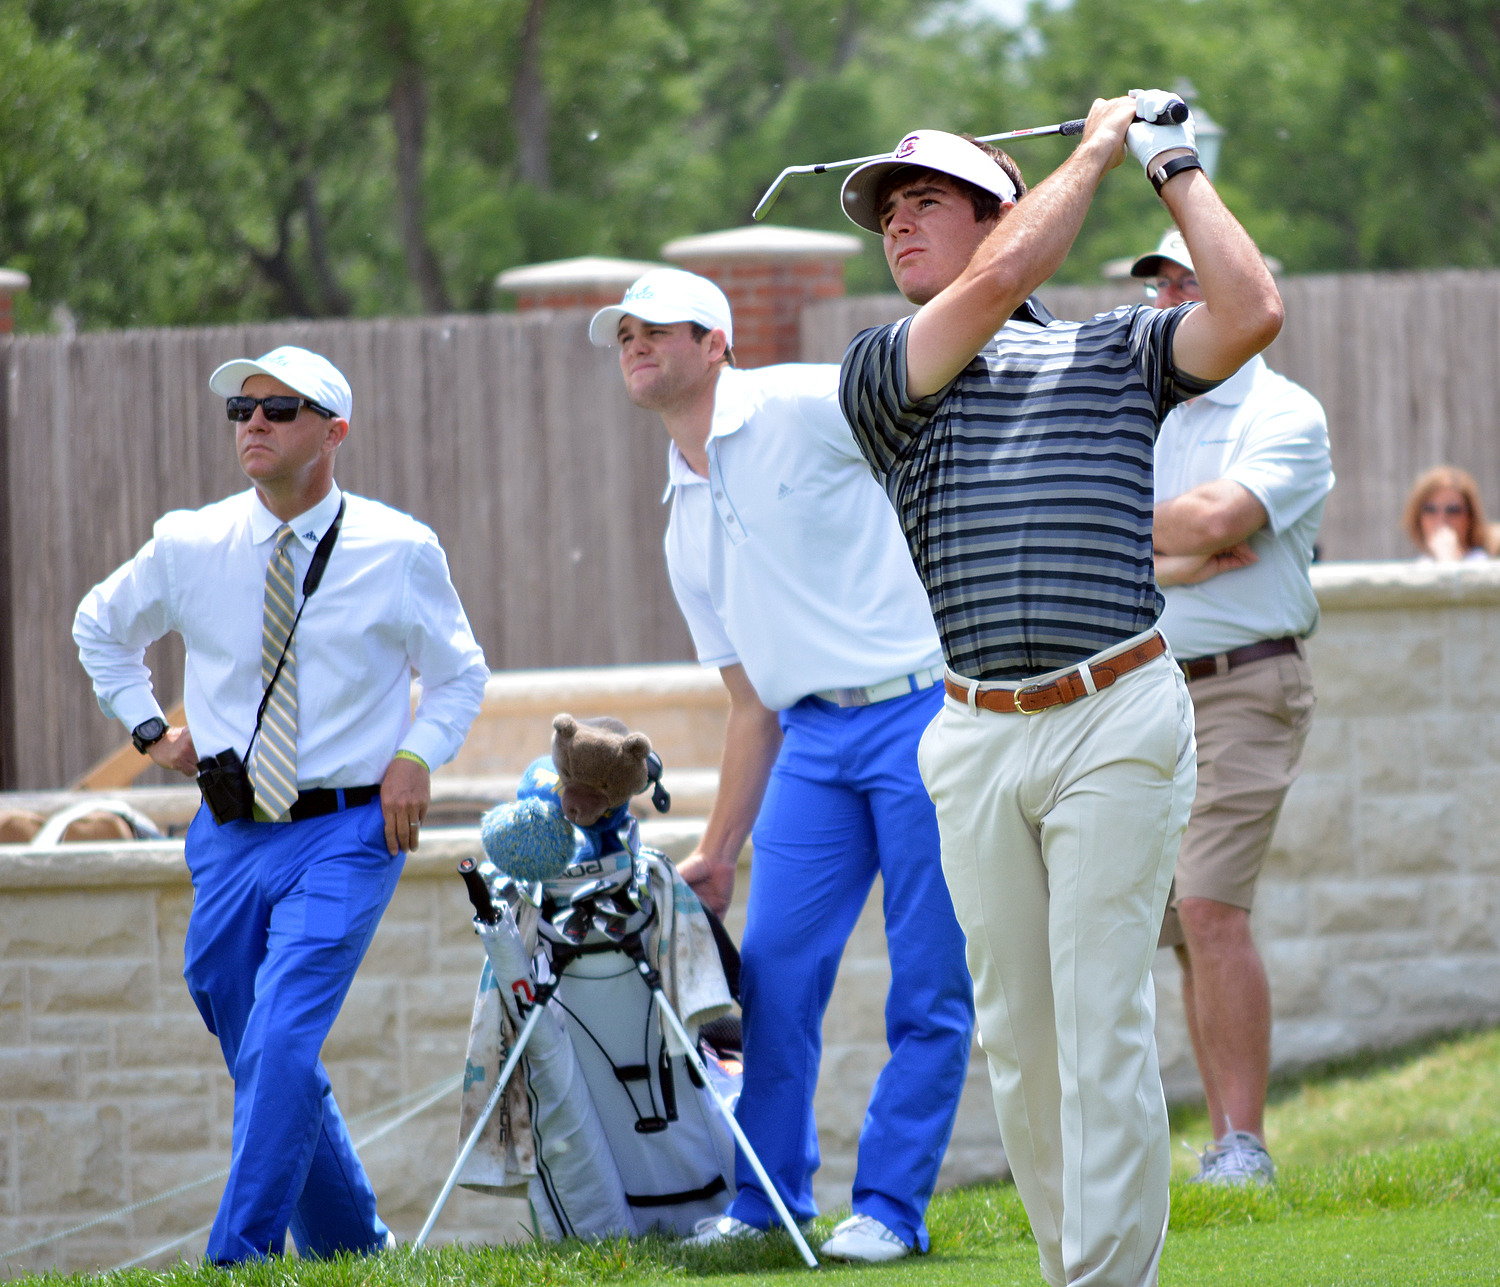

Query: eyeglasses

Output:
[226, 395, 334, 423]
[1421, 502, 1468, 518]
[1144, 275, 1200, 300]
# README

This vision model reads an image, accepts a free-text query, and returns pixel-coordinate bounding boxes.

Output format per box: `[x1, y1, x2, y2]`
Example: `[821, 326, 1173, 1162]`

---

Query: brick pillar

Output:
[661, 226, 862, 368]
[0, 269, 30, 335]
[495, 255, 664, 311]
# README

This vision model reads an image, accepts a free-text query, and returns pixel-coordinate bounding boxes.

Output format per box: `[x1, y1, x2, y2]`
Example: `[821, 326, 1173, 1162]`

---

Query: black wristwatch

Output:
[131, 717, 168, 754]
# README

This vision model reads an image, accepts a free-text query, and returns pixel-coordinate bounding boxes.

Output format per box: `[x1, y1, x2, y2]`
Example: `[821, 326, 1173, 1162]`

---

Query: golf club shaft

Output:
[648, 981, 819, 1268]
[414, 1001, 547, 1248]
[752, 98, 1187, 220]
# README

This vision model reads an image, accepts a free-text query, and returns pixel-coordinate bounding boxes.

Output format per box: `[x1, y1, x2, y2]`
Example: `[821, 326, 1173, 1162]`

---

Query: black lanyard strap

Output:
[245, 497, 346, 763]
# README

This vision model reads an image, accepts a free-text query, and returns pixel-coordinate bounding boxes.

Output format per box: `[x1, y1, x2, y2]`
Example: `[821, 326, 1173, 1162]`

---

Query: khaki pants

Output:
[918, 642, 1195, 1287]
[1160, 649, 1315, 945]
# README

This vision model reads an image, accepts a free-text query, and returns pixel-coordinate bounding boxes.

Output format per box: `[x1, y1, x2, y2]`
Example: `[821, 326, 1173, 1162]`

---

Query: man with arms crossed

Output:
[589, 269, 973, 1262]
[837, 95, 1283, 1285]
[1138, 229, 1332, 1184]
[75, 347, 488, 1262]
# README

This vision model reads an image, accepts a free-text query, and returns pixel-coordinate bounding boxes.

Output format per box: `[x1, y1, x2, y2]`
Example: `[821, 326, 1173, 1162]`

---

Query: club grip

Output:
[459, 857, 499, 924]
[1134, 99, 1190, 125]
[1060, 118, 1085, 136]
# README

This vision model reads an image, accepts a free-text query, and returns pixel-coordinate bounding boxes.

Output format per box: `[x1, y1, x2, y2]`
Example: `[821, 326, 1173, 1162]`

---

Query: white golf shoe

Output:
[685, 1213, 765, 1246]
[819, 1213, 911, 1262]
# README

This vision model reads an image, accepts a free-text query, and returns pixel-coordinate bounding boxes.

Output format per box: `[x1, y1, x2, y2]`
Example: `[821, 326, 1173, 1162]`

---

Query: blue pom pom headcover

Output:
[479, 796, 578, 883]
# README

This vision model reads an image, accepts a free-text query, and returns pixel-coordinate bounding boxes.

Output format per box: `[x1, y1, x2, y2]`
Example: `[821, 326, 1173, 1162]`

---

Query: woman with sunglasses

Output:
[1402, 466, 1495, 561]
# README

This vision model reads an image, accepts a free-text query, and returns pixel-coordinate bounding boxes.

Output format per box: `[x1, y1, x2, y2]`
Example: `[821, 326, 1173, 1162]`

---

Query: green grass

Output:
[1168, 1025, 1500, 1179]
[23, 1029, 1500, 1287]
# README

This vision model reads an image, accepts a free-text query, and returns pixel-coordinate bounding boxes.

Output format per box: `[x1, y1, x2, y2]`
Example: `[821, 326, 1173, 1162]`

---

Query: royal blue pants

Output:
[182, 798, 402, 1263]
[728, 686, 974, 1250]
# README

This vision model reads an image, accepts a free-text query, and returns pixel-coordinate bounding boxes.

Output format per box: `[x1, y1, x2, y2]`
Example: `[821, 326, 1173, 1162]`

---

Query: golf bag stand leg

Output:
[417, 861, 550, 1249]
[622, 937, 819, 1269]
[415, 990, 551, 1248]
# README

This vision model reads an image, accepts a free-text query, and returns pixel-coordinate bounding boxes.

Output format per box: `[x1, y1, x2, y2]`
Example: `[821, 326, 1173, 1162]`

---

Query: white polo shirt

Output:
[1154, 355, 1334, 659]
[664, 364, 942, 711]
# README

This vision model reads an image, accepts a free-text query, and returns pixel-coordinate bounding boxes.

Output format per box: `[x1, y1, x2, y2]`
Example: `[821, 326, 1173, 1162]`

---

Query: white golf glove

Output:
[1126, 89, 1196, 174]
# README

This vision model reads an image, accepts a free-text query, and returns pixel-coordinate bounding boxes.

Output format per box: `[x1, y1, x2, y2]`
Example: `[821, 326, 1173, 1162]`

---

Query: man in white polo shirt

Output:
[589, 268, 974, 1263]
[1141, 229, 1333, 1184]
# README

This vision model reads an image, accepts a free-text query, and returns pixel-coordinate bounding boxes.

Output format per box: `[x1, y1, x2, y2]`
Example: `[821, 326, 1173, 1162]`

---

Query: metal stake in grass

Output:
[751, 100, 1190, 221]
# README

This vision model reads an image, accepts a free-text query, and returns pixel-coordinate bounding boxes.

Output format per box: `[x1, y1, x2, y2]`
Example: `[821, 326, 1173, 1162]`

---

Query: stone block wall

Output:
[1152, 561, 1500, 1096]
[4, 560, 1500, 1272]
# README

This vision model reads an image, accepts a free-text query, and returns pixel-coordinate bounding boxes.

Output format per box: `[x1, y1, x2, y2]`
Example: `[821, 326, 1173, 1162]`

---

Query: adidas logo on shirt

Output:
[777, 483, 794, 499]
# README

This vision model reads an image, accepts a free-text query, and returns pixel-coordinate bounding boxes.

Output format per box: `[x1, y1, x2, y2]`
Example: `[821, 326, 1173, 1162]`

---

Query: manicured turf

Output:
[22, 1028, 1500, 1286]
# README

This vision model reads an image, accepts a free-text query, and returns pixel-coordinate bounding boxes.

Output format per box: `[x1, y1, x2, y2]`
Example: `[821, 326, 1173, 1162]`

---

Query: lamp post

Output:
[1174, 79, 1224, 182]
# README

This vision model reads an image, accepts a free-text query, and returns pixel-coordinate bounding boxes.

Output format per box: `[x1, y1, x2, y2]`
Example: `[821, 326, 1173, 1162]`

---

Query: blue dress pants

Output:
[728, 687, 974, 1250]
[182, 798, 403, 1263]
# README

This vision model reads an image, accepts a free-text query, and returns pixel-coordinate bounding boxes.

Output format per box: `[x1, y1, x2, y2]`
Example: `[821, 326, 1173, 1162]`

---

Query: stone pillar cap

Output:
[0, 268, 31, 292]
[662, 225, 862, 261]
[495, 255, 665, 293]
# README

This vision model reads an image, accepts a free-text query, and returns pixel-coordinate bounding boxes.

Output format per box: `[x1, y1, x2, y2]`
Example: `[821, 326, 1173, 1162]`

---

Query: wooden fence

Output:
[803, 269, 1500, 567]
[4, 268, 1500, 788]
[0, 313, 692, 790]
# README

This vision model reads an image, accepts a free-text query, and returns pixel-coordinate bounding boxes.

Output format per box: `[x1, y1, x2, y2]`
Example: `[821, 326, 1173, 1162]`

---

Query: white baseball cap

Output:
[209, 345, 353, 419]
[840, 130, 1020, 235]
[1130, 229, 1195, 278]
[588, 268, 734, 348]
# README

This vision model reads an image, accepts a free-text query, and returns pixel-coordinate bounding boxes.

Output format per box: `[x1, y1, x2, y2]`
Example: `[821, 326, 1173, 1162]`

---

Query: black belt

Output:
[1179, 636, 1300, 682]
[287, 784, 381, 822]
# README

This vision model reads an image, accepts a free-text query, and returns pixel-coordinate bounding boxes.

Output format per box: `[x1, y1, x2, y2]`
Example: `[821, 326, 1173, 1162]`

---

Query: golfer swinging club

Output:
[836, 92, 1284, 1285]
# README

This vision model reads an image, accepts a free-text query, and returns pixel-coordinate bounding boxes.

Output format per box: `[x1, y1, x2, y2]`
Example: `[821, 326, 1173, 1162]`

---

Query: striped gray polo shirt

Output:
[840, 301, 1214, 681]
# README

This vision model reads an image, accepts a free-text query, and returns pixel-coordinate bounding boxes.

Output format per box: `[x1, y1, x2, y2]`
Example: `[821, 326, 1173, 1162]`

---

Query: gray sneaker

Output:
[1189, 1130, 1275, 1185]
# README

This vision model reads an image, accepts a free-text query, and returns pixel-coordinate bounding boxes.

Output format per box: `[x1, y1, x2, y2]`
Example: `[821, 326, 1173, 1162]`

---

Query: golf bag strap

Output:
[624, 1175, 728, 1209]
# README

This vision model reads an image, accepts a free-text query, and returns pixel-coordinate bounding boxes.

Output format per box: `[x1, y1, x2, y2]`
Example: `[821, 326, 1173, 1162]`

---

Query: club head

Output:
[593, 911, 629, 942]
[569, 876, 618, 907]
[552, 905, 591, 943]
[752, 168, 796, 221]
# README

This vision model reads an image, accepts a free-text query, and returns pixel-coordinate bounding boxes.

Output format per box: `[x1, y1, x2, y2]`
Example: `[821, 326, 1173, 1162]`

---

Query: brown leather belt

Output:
[1178, 636, 1299, 682]
[943, 633, 1168, 715]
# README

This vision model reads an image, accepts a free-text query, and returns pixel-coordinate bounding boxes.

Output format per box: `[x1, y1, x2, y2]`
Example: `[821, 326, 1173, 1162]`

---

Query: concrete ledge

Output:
[478, 662, 724, 711]
[0, 821, 711, 893]
[1310, 559, 1500, 608]
[0, 769, 721, 836]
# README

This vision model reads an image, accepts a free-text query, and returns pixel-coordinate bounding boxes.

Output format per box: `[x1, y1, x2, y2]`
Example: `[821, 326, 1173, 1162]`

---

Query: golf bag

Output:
[454, 761, 742, 1241]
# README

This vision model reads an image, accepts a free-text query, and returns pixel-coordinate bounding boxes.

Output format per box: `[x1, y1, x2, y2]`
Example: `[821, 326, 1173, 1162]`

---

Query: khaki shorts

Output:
[1159, 645, 1315, 948]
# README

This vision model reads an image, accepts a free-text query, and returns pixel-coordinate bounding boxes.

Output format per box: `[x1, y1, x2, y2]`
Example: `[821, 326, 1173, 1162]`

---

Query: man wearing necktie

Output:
[74, 346, 489, 1263]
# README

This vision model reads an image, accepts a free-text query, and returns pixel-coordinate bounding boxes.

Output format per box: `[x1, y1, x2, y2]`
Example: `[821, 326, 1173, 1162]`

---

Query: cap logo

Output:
[624, 283, 656, 303]
[894, 134, 920, 159]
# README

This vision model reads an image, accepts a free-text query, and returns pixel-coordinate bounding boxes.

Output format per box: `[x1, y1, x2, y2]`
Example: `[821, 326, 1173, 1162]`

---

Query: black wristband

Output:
[1151, 152, 1202, 196]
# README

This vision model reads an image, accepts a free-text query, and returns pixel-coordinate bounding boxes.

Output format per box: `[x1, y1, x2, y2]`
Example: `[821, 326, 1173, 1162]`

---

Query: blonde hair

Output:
[1402, 466, 1491, 553]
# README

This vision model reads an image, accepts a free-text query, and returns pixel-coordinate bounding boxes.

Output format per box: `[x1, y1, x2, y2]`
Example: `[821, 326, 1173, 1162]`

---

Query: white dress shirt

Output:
[663, 363, 942, 711]
[1154, 355, 1334, 658]
[74, 485, 489, 788]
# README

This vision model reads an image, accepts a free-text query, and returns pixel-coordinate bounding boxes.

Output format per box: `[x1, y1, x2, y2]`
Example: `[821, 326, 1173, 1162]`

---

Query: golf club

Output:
[751, 98, 1189, 221]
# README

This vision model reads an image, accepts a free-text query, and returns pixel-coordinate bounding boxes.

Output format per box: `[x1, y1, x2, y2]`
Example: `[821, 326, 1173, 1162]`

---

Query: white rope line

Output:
[109, 1074, 463, 1272]
[112, 1221, 215, 1271]
[0, 1072, 462, 1266]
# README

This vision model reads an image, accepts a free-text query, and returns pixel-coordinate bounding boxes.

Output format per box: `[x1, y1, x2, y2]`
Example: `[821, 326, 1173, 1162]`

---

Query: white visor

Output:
[840, 130, 1019, 234]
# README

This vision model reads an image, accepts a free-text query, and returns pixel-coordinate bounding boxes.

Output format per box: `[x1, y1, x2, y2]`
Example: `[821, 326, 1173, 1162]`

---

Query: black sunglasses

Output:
[226, 395, 335, 422]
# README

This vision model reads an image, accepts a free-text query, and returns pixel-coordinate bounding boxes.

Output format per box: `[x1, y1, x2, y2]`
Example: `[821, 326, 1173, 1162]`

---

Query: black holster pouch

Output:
[197, 748, 255, 824]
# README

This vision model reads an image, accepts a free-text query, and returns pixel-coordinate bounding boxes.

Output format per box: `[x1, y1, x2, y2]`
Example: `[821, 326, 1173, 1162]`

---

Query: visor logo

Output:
[895, 134, 920, 158]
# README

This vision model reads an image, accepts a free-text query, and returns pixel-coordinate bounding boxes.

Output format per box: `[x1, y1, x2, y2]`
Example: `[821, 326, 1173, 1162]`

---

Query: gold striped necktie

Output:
[251, 525, 300, 821]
